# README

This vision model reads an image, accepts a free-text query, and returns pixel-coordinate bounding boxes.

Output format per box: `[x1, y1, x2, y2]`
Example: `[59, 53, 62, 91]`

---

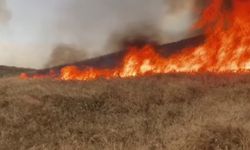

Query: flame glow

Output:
[21, 0, 250, 81]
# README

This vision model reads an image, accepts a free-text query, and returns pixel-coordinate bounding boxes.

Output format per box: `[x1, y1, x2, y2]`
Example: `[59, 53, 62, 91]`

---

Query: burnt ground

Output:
[0, 74, 250, 150]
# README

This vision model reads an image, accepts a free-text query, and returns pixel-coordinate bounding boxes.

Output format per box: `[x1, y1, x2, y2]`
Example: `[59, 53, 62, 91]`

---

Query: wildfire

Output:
[21, 0, 250, 81]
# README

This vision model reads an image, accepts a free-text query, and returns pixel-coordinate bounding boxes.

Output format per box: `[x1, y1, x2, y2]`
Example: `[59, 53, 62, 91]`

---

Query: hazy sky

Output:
[0, 0, 196, 68]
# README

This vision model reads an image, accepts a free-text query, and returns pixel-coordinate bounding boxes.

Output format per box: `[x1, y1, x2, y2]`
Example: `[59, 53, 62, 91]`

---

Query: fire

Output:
[21, 0, 250, 81]
[60, 45, 173, 80]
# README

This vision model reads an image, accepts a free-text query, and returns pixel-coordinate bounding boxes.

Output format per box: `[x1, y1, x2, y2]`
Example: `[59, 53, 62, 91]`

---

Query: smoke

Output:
[103, 0, 206, 52]
[45, 44, 87, 68]
[105, 23, 162, 52]
[53, 0, 201, 56]
[0, 0, 11, 24]
[0, 0, 207, 68]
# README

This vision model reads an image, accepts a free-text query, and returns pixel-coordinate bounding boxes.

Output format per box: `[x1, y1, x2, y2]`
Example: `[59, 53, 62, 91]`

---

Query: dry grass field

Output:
[0, 74, 250, 150]
[0, 66, 35, 78]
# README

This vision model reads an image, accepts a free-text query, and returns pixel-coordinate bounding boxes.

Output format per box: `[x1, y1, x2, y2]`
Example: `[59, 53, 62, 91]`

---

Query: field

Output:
[0, 66, 35, 78]
[1, 73, 250, 150]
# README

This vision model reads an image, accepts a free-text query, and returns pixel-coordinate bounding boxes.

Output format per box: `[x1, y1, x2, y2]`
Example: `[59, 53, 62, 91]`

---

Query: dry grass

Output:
[0, 74, 250, 150]
[0, 66, 35, 78]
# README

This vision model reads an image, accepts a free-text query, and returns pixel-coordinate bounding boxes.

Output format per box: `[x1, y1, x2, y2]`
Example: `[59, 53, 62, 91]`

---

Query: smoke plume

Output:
[105, 23, 162, 52]
[103, 0, 206, 52]
[45, 44, 87, 68]
[54, 0, 201, 55]
[0, 0, 208, 68]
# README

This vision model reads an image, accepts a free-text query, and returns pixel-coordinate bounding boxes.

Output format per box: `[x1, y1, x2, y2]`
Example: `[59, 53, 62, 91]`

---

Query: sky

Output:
[0, 0, 196, 68]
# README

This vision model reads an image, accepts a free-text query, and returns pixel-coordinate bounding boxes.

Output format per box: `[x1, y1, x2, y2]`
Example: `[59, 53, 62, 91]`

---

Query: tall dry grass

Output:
[0, 74, 250, 150]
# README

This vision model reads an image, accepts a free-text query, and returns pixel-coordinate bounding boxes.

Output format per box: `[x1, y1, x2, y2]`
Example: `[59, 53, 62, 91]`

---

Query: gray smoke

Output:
[0, 0, 205, 68]
[104, 23, 162, 52]
[45, 44, 87, 68]
[53, 0, 200, 57]
[104, 0, 206, 52]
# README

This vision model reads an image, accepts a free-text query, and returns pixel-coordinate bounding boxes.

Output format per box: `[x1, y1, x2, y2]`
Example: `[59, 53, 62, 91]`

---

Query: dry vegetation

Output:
[0, 66, 35, 78]
[0, 74, 250, 150]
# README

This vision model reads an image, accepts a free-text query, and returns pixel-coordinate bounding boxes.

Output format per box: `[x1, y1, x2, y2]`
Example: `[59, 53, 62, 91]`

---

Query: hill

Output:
[35, 35, 204, 75]
[0, 65, 35, 78]
[0, 74, 250, 149]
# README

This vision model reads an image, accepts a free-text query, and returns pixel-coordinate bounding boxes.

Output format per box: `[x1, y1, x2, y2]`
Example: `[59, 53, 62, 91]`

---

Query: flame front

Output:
[60, 45, 171, 80]
[22, 0, 250, 81]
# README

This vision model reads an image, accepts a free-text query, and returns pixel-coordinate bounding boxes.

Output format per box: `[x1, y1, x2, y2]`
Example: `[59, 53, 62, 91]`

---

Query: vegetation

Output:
[0, 74, 250, 149]
[0, 66, 35, 78]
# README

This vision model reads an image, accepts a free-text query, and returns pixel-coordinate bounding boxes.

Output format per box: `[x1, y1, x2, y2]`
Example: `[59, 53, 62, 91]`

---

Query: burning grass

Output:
[1, 74, 250, 149]
[22, 0, 250, 81]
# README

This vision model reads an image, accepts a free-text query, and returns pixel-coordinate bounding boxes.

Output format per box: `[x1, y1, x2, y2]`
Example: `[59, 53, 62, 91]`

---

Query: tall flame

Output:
[21, 0, 250, 81]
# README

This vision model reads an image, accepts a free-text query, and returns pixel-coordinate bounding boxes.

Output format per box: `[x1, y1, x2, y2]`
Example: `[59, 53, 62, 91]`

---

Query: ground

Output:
[0, 72, 250, 150]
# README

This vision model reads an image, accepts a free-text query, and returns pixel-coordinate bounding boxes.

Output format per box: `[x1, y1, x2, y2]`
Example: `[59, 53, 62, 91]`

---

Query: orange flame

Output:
[21, 0, 250, 81]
